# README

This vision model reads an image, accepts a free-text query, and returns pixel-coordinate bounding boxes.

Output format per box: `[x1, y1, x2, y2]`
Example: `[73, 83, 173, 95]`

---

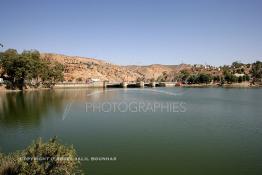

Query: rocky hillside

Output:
[125, 64, 192, 81]
[43, 53, 256, 83]
[41, 53, 140, 82]
[40, 53, 193, 82]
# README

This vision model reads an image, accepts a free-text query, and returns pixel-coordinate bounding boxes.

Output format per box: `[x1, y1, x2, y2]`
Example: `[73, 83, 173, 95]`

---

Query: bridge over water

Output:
[54, 81, 178, 88]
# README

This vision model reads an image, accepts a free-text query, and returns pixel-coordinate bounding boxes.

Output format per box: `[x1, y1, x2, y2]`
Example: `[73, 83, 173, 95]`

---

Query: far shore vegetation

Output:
[156, 61, 262, 85]
[0, 49, 64, 90]
[1, 48, 262, 90]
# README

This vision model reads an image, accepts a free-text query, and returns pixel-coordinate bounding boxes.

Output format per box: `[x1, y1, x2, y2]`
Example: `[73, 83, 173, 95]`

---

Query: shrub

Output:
[196, 73, 212, 84]
[238, 76, 243, 83]
[0, 137, 82, 175]
[76, 77, 83, 82]
[251, 61, 262, 82]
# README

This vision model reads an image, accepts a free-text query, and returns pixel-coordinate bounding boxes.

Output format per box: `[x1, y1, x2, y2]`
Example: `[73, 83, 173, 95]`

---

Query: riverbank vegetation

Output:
[0, 137, 82, 175]
[157, 61, 262, 86]
[0, 49, 64, 90]
[1, 48, 262, 89]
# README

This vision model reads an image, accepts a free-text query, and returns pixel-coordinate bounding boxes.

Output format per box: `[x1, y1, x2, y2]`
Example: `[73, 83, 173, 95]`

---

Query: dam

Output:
[54, 81, 178, 88]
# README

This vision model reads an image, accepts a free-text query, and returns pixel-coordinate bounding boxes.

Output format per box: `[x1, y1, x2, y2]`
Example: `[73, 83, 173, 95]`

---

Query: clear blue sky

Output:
[1, 0, 262, 66]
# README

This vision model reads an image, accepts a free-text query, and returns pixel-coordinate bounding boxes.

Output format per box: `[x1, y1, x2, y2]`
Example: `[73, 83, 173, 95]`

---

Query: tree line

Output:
[157, 61, 262, 84]
[0, 49, 64, 89]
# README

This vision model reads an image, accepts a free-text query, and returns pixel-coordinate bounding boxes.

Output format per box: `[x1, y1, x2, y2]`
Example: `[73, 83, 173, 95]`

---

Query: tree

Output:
[243, 74, 250, 81]
[40, 61, 64, 87]
[187, 75, 197, 84]
[0, 137, 82, 175]
[238, 76, 243, 83]
[76, 77, 83, 82]
[232, 61, 243, 68]
[50, 62, 64, 82]
[195, 73, 212, 84]
[223, 70, 237, 83]
[149, 77, 155, 82]
[251, 61, 262, 82]
[0, 49, 30, 88]
[180, 70, 190, 82]
[0, 49, 64, 89]
[136, 77, 143, 82]
[157, 71, 168, 82]
[213, 75, 221, 83]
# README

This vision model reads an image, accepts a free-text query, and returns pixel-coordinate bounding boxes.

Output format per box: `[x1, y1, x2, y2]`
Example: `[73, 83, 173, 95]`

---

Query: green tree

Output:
[0, 137, 82, 175]
[0, 49, 32, 88]
[187, 75, 197, 84]
[0, 49, 64, 89]
[213, 75, 221, 83]
[223, 70, 237, 83]
[40, 62, 64, 87]
[238, 76, 243, 83]
[196, 73, 212, 84]
[232, 61, 243, 68]
[251, 61, 262, 82]
[76, 77, 83, 82]
[243, 74, 250, 81]
[180, 70, 190, 82]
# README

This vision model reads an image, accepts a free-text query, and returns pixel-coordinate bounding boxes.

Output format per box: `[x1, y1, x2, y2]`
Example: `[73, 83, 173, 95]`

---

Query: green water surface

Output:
[0, 88, 262, 175]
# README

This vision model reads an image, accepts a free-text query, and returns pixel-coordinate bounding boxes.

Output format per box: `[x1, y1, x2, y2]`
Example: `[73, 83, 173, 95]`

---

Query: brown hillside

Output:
[40, 53, 193, 82]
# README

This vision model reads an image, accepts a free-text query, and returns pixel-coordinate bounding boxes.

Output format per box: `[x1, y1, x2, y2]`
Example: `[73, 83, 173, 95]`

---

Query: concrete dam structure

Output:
[54, 81, 178, 89]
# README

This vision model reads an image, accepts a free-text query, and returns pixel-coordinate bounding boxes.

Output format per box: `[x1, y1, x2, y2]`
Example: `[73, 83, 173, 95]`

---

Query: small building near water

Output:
[0, 78, 4, 84]
[234, 73, 245, 77]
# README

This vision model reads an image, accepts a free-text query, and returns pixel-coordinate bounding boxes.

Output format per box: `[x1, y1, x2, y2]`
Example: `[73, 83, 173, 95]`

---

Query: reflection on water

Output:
[0, 89, 112, 127]
[0, 91, 64, 127]
[1, 88, 262, 175]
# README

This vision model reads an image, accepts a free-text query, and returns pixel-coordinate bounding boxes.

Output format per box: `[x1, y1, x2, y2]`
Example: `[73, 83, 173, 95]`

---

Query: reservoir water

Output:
[0, 88, 262, 175]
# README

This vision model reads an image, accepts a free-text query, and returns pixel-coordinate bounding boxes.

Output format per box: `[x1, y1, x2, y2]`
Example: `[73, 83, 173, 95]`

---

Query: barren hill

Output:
[40, 53, 192, 82]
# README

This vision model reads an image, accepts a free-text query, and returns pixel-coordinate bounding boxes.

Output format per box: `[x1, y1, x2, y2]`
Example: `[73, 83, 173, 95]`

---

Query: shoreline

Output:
[1, 83, 262, 92]
[0, 86, 51, 92]
[181, 83, 262, 88]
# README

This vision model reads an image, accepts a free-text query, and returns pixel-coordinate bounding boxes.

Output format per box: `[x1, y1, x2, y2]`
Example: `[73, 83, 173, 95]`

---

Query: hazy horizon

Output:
[1, 0, 262, 66]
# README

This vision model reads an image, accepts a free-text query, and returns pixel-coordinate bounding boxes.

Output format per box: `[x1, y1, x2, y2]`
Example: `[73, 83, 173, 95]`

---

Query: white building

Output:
[234, 73, 245, 77]
[91, 78, 100, 82]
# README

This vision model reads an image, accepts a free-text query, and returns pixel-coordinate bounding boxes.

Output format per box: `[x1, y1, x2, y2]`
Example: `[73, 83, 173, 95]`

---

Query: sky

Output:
[1, 0, 262, 66]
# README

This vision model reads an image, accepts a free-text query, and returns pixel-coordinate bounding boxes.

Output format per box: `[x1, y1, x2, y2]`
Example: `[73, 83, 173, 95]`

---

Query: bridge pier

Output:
[138, 81, 144, 88]
[103, 81, 108, 88]
[159, 82, 166, 87]
[121, 82, 128, 88]
[150, 82, 156, 87]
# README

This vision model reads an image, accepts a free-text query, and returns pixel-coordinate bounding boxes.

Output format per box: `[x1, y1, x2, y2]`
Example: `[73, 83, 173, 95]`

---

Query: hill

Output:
[40, 53, 258, 84]
[40, 53, 192, 82]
